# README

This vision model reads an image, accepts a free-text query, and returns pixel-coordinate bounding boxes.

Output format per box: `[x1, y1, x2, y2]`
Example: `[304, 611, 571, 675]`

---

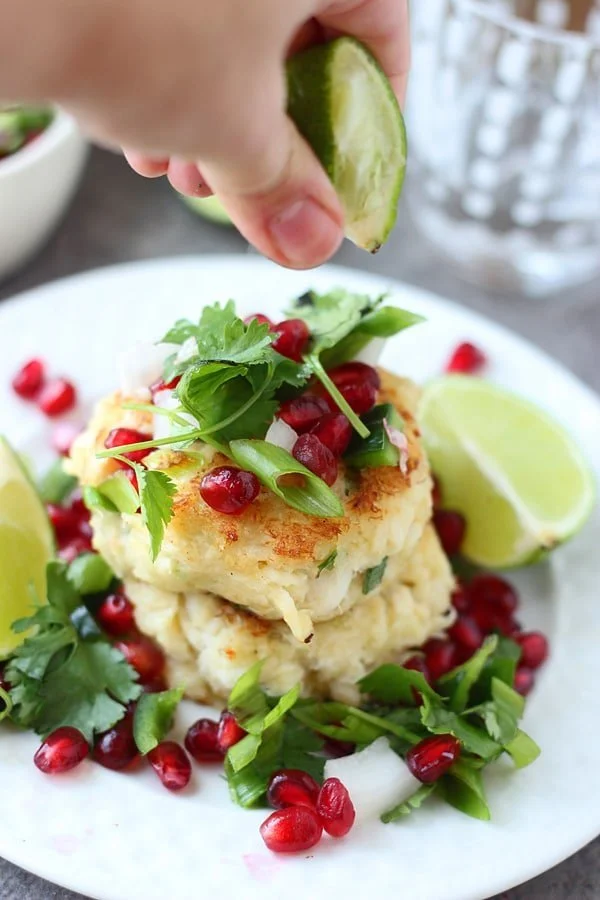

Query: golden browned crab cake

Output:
[125, 525, 454, 706]
[68, 369, 433, 641]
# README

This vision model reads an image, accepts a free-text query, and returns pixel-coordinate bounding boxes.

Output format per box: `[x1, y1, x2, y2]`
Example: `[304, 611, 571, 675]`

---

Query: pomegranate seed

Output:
[433, 510, 466, 556]
[445, 342, 486, 374]
[143, 675, 169, 694]
[279, 394, 330, 433]
[69, 495, 91, 522]
[310, 413, 352, 457]
[316, 777, 355, 838]
[200, 466, 260, 515]
[38, 378, 77, 417]
[147, 741, 191, 791]
[34, 726, 88, 774]
[150, 374, 181, 396]
[96, 593, 135, 636]
[12, 358, 45, 398]
[448, 616, 484, 655]
[93, 713, 138, 770]
[292, 434, 338, 486]
[516, 632, 549, 670]
[244, 313, 273, 327]
[217, 711, 246, 752]
[514, 666, 535, 696]
[185, 718, 223, 762]
[267, 769, 320, 810]
[58, 535, 93, 562]
[406, 734, 461, 783]
[260, 806, 323, 853]
[115, 637, 165, 684]
[468, 574, 518, 633]
[47, 503, 80, 542]
[451, 585, 470, 614]
[327, 362, 381, 391]
[423, 639, 457, 681]
[51, 421, 81, 456]
[431, 475, 442, 509]
[324, 379, 377, 416]
[272, 319, 310, 362]
[323, 737, 355, 758]
[403, 654, 431, 686]
[104, 428, 152, 464]
[121, 467, 139, 494]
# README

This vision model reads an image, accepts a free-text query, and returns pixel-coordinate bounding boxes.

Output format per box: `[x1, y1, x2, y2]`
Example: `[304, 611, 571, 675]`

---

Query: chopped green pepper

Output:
[345, 403, 405, 469]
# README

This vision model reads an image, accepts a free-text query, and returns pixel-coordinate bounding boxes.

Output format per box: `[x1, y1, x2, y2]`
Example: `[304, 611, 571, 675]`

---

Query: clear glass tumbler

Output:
[406, 0, 600, 296]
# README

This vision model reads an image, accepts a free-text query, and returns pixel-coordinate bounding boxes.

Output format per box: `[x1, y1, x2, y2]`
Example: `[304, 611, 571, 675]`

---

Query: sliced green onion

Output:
[85, 472, 140, 515]
[304, 354, 369, 438]
[229, 439, 344, 518]
[67, 552, 113, 595]
[505, 729, 541, 769]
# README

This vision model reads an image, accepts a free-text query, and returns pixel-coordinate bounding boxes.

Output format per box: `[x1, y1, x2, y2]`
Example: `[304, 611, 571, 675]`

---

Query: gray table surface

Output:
[0, 148, 598, 900]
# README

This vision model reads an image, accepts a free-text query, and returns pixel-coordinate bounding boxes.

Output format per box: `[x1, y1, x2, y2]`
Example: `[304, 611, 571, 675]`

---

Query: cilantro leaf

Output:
[381, 784, 436, 823]
[437, 635, 499, 712]
[363, 558, 388, 594]
[134, 687, 184, 754]
[358, 663, 441, 706]
[419, 694, 502, 760]
[317, 550, 337, 575]
[136, 467, 177, 561]
[439, 759, 491, 821]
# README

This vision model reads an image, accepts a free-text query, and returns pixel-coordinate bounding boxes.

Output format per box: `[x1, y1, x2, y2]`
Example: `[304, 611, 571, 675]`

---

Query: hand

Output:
[47, 0, 409, 268]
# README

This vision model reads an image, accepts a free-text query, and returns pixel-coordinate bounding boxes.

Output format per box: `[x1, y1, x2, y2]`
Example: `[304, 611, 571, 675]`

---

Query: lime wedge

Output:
[0, 437, 53, 657]
[287, 36, 406, 252]
[419, 377, 595, 568]
[182, 195, 232, 226]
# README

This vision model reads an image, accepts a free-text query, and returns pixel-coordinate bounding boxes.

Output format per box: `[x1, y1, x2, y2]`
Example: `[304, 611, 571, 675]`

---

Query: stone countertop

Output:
[0, 148, 598, 900]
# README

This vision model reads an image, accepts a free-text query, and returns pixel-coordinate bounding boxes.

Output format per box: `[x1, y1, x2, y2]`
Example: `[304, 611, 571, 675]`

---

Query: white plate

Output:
[1, 256, 599, 900]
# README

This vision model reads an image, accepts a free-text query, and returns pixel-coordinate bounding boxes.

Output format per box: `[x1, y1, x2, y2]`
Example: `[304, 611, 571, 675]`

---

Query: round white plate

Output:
[1, 256, 599, 900]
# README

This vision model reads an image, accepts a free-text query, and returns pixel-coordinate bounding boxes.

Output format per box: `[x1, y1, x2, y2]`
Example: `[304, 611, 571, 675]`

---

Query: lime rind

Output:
[419, 377, 595, 569]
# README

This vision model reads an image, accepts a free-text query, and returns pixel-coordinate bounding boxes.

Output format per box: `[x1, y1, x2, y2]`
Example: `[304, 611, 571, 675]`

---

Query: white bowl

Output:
[0, 109, 87, 281]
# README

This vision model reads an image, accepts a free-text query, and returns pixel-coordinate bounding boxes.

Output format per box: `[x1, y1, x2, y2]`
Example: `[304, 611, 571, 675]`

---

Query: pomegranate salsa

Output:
[0, 106, 53, 159]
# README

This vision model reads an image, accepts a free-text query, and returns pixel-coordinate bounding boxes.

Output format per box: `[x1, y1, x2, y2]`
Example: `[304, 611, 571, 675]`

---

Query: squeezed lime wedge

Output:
[182, 195, 232, 226]
[287, 36, 407, 252]
[419, 377, 595, 568]
[0, 437, 53, 657]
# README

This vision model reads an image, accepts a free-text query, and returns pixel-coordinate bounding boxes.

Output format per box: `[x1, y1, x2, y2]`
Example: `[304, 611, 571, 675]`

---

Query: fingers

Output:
[200, 65, 344, 269]
[317, 0, 410, 104]
[123, 151, 169, 178]
[167, 159, 213, 198]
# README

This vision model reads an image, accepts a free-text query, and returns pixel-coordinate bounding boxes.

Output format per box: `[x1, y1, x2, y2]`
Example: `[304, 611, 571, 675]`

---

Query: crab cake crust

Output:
[68, 369, 433, 640]
[126, 525, 454, 706]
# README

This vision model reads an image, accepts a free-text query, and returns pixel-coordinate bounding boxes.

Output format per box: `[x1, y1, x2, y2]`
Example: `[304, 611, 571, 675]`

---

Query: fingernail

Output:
[268, 198, 343, 267]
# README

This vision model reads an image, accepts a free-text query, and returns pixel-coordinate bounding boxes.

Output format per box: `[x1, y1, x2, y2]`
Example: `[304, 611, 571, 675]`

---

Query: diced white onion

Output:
[265, 418, 298, 453]
[384, 418, 409, 475]
[119, 342, 167, 395]
[354, 338, 385, 367]
[324, 737, 420, 824]
[153, 390, 196, 443]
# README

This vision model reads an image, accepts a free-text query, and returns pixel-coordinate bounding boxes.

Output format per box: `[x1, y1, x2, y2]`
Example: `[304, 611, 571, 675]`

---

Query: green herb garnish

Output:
[363, 558, 388, 594]
[133, 687, 184, 755]
[317, 550, 337, 575]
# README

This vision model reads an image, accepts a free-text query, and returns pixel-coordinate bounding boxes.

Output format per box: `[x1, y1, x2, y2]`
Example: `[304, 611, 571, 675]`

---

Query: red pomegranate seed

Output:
[267, 769, 320, 810]
[104, 428, 153, 463]
[279, 394, 330, 433]
[143, 675, 169, 694]
[309, 413, 352, 457]
[514, 666, 535, 696]
[403, 654, 429, 677]
[51, 421, 81, 456]
[445, 342, 486, 374]
[316, 777, 355, 838]
[323, 737, 355, 758]
[217, 711, 246, 752]
[260, 806, 323, 853]
[327, 362, 381, 391]
[96, 593, 135, 636]
[468, 573, 518, 633]
[34, 726, 88, 774]
[516, 632, 549, 670]
[451, 585, 470, 615]
[12, 358, 45, 399]
[58, 535, 93, 562]
[150, 374, 181, 397]
[244, 313, 273, 327]
[423, 638, 457, 681]
[38, 379, 77, 417]
[121, 467, 139, 494]
[433, 510, 466, 556]
[93, 713, 138, 770]
[448, 616, 484, 655]
[47, 503, 80, 542]
[147, 741, 191, 791]
[115, 637, 165, 684]
[185, 718, 223, 762]
[323, 379, 377, 416]
[292, 434, 338, 486]
[200, 466, 260, 515]
[431, 475, 442, 509]
[406, 734, 461, 783]
[272, 319, 310, 362]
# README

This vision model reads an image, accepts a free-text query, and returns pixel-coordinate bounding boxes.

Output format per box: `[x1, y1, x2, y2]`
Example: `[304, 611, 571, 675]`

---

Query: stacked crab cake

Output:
[69, 368, 454, 704]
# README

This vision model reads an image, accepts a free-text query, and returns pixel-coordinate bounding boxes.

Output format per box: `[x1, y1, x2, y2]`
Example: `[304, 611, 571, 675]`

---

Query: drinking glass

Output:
[406, 0, 600, 296]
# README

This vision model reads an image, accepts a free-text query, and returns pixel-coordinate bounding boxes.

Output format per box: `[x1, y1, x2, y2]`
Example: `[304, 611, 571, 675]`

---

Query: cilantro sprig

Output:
[5, 561, 142, 742]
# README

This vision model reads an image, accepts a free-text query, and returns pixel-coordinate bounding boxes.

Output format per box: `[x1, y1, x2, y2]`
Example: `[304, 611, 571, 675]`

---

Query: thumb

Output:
[199, 68, 344, 269]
